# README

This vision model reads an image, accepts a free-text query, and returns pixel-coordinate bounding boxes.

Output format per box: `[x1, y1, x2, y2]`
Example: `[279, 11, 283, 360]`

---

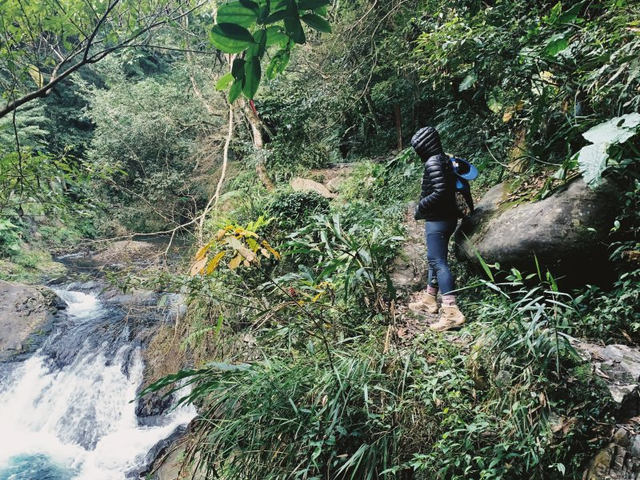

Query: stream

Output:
[0, 257, 195, 479]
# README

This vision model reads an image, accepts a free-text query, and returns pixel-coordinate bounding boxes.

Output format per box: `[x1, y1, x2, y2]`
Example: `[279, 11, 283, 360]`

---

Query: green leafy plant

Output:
[285, 213, 403, 311]
[0, 218, 21, 258]
[409, 270, 613, 479]
[576, 113, 640, 187]
[213, 0, 333, 102]
[574, 269, 640, 341]
[264, 189, 330, 232]
[142, 349, 414, 479]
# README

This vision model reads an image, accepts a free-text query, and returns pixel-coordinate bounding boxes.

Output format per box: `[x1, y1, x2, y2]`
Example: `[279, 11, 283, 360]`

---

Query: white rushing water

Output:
[0, 290, 195, 480]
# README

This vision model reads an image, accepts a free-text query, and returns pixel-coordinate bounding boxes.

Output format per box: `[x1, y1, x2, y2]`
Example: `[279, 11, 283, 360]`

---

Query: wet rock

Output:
[136, 424, 189, 479]
[0, 280, 63, 362]
[578, 342, 640, 479]
[455, 178, 619, 284]
[101, 288, 158, 307]
[137, 321, 187, 427]
[136, 394, 175, 426]
[149, 444, 191, 480]
[147, 427, 206, 480]
[64, 280, 101, 292]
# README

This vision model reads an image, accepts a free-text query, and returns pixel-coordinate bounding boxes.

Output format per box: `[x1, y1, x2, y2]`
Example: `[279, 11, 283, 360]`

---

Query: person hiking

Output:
[408, 126, 466, 331]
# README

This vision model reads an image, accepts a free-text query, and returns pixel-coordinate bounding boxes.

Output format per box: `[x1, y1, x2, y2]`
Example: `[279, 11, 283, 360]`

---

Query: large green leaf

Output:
[265, 9, 293, 23]
[210, 23, 255, 53]
[544, 33, 569, 56]
[218, 1, 258, 28]
[232, 58, 246, 80]
[285, 16, 306, 44]
[243, 57, 262, 99]
[266, 26, 289, 46]
[298, 0, 331, 9]
[301, 13, 331, 33]
[487, 94, 502, 113]
[266, 49, 290, 79]
[582, 113, 640, 145]
[248, 29, 268, 58]
[239, 0, 260, 13]
[229, 78, 244, 103]
[459, 72, 477, 91]
[558, 3, 582, 24]
[216, 72, 234, 91]
[577, 143, 609, 188]
[257, 4, 270, 24]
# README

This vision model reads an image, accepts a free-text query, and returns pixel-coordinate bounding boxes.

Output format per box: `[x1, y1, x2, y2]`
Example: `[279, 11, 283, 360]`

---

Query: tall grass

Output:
[145, 345, 419, 479]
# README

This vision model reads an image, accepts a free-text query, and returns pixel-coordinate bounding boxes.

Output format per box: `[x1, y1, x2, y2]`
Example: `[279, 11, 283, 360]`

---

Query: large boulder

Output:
[290, 177, 337, 199]
[0, 280, 64, 361]
[455, 178, 619, 284]
[585, 426, 640, 480]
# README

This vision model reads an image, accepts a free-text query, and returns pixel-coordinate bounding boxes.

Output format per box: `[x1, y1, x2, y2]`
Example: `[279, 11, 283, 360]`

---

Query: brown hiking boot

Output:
[408, 293, 439, 314]
[430, 305, 465, 332]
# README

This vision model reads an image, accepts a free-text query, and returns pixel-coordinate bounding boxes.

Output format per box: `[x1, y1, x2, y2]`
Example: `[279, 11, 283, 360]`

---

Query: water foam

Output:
[0, 291, 195, 479]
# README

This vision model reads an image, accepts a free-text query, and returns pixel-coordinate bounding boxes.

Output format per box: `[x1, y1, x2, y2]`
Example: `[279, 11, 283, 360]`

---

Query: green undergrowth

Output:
[146, 274, 613, 479]
[573, 269, 640, 343]
[140, 151, 616, 479]
[0, 217, 71, 283]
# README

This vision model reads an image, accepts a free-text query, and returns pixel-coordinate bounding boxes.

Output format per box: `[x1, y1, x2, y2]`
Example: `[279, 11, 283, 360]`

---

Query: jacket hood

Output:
[411, 126, 444, 159]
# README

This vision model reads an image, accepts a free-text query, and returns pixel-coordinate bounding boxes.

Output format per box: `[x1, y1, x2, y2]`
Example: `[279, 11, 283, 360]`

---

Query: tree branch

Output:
[0, 0, 209, 119]
[197, 102, 234, 245]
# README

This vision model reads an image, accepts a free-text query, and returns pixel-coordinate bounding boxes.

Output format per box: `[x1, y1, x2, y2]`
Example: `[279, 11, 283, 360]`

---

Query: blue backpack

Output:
[450, 157, 477, 218]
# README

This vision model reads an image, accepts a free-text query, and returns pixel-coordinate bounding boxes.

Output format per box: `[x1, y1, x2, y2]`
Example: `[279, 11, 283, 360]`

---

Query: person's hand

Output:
[414, 204, 426, 221]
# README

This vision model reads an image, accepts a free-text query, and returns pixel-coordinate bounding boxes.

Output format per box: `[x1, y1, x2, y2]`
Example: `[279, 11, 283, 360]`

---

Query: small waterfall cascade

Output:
[0, 289, 195, 480]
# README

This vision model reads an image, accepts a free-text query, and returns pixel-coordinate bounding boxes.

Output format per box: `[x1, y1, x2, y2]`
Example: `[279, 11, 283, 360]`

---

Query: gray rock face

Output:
[585, 427, 640, 480]
[575, 342, 640, 479]
[574, 342, 640, 419]
[455, 178, 618, 282]
[0, 280, 63, 361]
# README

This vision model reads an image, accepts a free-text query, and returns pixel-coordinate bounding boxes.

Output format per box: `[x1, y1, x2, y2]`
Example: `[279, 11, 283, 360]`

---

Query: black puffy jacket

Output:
[416, 154, 459, 221]
[411, 127, 458, 221]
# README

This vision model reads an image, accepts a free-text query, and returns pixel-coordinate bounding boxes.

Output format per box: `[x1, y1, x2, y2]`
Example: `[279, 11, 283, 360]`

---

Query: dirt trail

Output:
[389, 202, 447, 342]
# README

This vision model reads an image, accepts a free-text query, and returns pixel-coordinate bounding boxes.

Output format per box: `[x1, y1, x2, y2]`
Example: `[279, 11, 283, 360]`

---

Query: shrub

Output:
[574, 269, 640, 342]
[265, 189, 330, 233]
[0, 218, 21, 258]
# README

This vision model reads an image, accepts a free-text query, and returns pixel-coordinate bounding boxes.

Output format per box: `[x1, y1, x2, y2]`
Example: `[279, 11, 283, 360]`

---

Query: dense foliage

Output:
[2, 0, 639, 478]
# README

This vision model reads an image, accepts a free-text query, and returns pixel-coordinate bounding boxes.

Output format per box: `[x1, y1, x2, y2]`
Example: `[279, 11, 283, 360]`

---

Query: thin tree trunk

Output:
[394, 103, 403, 150]
[239, 98, 275, 191]
[197, 103, 234, 245]
[364, 93, 381, 134]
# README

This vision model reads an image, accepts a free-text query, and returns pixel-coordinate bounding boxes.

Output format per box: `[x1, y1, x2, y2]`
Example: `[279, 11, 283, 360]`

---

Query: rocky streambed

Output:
[0, 238, 194, 480]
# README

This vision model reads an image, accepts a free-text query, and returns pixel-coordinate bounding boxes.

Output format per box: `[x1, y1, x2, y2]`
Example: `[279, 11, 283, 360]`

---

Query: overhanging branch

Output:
[0, 0, 209, 119]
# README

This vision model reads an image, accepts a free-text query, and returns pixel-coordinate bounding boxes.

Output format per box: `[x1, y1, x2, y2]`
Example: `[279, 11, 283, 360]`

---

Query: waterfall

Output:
[0, 290, 195, 480]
